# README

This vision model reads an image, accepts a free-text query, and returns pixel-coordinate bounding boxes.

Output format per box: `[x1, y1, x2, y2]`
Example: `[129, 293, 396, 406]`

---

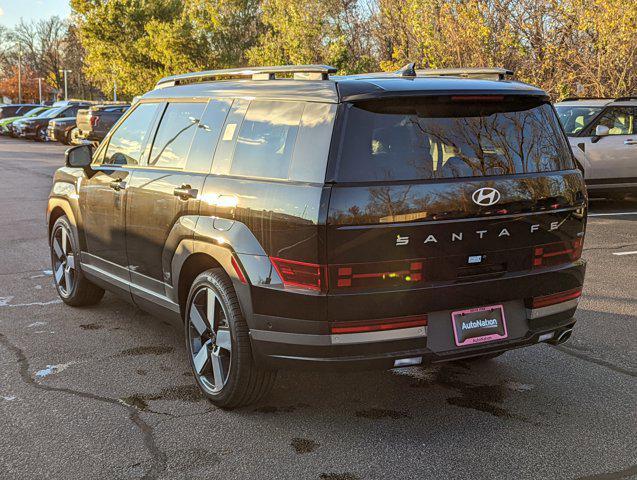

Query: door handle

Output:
[109, 180, 126, 191]
[173, 185, 198, 200]
[624, 139, 637, 145]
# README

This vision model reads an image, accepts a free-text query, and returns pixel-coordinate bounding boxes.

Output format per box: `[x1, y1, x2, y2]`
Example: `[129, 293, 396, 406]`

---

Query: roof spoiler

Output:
[415, 67, 513, 81]
[155, 65, 338, 89]
[559, 97, 613, 102]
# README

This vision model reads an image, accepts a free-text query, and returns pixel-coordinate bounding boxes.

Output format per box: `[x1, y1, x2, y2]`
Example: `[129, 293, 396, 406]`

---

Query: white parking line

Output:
[589, 212, 637, 217]
[612, 251, 637, 256]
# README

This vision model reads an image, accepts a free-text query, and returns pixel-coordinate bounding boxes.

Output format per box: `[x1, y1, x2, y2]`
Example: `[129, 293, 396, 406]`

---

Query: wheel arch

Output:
[47, 199, 78, 245]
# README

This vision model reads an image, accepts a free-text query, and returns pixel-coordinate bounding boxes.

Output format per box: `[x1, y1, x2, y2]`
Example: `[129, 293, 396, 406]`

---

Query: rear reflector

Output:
[533, 239, 583, 268]
[332, 260, 424, 290]
[528, 288, 582, 309]
[330, 314, 428, 334]
[270, 257, 324, 291]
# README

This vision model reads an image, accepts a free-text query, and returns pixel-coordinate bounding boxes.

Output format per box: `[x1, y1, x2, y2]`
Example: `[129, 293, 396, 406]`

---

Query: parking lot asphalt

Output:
[0, 136, 635, 480]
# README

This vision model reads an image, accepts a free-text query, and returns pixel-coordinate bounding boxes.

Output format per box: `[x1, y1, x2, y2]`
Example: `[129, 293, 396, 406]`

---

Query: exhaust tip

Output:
[548, 328, 573, 345]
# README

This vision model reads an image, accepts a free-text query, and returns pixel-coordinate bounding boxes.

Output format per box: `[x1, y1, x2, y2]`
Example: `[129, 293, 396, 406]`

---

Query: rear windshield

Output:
[337, 97, 573, 182]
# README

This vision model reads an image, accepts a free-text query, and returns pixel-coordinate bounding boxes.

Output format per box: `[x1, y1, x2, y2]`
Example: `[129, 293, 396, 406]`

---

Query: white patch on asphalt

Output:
[2, 395, 17, 401]
[0, 299, 62, 308]
[30, 270, 53, 279]
[505, 381, 534, 392]
[612, 251, 637, 256]
[0, 296, 15, 306]
[27, 321, 48, 328]
[34, 362, 76, 379]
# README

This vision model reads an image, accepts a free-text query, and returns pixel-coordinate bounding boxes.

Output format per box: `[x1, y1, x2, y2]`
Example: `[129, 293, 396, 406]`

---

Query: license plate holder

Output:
[451, 304, 508, 347]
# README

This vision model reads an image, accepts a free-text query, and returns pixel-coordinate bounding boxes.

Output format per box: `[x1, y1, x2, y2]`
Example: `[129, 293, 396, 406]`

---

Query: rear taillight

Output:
[532, 239, 583, 269]
[270, 257, 325, 291]
[332, 260, 424, 290]
[527, 288, 582, 309]
[90, 115, 99, 127]
[330, 314, 428, 334]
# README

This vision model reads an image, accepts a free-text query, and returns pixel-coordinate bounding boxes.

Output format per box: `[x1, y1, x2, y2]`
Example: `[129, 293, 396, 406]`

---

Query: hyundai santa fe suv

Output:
[48, 64, 587, 408]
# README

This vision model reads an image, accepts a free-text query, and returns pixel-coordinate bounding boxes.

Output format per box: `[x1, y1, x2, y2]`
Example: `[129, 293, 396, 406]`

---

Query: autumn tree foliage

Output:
[64, 0, 637, 99]
[0, 66, 53, 102]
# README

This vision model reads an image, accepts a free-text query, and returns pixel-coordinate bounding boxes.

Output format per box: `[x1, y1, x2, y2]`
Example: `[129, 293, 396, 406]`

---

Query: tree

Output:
[247, 0, 376, 73]
[0, 65, 53, 102]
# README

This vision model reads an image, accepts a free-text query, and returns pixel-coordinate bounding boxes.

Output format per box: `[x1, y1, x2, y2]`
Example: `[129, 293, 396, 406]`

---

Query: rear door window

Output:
[103, 102, 159, 166]
[230, 100, 304, 179]
[337, 98, 573, 182]
[185, 99, 232, 173]
[147, 102, 206, 170]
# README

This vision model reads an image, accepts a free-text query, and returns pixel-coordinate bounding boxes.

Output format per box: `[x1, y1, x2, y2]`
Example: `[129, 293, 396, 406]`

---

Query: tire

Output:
[50, 216, 104, 306]
[184, 268, 276, 408]
[35, 127, 46, 142]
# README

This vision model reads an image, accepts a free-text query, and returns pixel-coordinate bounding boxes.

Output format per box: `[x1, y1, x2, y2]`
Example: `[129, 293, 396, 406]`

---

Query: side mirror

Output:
[65, 145, 93, 174]
[595, 125, 610, 137]
[591, 125, 610, 143]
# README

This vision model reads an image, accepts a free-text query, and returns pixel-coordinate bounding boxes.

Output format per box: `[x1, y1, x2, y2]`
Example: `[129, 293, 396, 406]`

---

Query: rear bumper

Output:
[248, 262, 585, 370]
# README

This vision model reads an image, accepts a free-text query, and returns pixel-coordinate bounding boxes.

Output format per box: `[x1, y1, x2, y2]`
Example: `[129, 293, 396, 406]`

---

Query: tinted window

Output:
[289, 103, 336, 183]
[593, 107, 634, 135]
[147, 102, 206, 169]
[555, 105, 603, 135]
[230, 100, 304, 179]
[186, 99, 232, 173]
[337, 99, 573, 182]
[103, 103, 158, 166]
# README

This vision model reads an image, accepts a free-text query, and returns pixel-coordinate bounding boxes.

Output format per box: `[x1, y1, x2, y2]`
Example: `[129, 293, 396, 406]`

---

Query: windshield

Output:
[37, 107, 64, 119]
[24, 107, 47, 117]
[555, 105, 603, 135]
[337, 98, 573, 182]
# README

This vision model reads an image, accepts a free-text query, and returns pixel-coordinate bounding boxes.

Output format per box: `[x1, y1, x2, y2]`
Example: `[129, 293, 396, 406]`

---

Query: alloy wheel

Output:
[51, 225, 76, 297]
[187, 286, 232, 394]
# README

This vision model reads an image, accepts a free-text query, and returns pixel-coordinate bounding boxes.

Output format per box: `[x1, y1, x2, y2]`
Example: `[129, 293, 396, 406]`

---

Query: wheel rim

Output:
[51, 225, 76, 297]
[187, 287, 232, 394]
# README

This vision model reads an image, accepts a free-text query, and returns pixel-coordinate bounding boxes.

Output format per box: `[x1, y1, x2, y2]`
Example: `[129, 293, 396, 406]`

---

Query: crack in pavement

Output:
[583, 243, 637, 252]
[573, 464, 637, 480]
[0, 332, 167, 480]
[553, 344, 636, 377]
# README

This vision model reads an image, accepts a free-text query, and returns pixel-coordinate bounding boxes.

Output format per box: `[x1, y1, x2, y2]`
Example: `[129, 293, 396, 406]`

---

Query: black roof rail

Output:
[415, 67, 513, 81]
[155, 65, 338, 88]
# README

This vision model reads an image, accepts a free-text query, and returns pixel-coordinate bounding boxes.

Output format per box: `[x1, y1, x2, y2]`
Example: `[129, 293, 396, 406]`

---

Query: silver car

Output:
[555, 97, 636, 199]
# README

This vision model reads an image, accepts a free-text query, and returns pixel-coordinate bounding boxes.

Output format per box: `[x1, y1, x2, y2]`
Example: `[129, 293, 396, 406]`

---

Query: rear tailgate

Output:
[75, 108, 91, 133]
[325, 95, 587, 322]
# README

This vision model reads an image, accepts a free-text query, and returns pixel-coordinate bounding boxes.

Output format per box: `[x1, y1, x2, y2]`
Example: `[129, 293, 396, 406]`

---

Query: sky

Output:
[0, 0, 71, 28]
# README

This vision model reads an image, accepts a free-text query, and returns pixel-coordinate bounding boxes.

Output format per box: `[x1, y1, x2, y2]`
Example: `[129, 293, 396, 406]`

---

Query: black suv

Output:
[48, 65, 587, 408]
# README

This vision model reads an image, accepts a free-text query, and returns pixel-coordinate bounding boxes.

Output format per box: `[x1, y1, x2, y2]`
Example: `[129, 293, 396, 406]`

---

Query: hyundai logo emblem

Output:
[472, 187, 501, 206]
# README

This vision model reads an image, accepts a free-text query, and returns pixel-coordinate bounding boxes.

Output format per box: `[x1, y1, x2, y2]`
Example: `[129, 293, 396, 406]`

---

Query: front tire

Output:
[50, 216, 104, 306]
[185, 269, 276, 408]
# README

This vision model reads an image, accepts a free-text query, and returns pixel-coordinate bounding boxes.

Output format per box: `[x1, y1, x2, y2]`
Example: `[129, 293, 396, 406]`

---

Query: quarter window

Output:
[103, 103, 159, 166]
[230, 100, 305, 179]
[148, 102, 207, 169]
[593, 107, 634, 135]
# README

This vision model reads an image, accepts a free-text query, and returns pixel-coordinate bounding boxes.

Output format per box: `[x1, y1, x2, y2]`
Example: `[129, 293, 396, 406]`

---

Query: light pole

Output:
[17, 44, 22, 103]
[59, 69, 72, 101]
[37, 78, 43, 104]
[113, 79, 117, 102]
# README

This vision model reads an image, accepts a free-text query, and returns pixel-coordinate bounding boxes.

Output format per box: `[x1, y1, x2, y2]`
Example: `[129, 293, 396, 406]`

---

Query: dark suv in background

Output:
[48, 64, 587, 408]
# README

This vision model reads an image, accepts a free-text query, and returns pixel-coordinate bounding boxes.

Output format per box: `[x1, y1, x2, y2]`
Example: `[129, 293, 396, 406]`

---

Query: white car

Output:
[555, 97, 636, 199]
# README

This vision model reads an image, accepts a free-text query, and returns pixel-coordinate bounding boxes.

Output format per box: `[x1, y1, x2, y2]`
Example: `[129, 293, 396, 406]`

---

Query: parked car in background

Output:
[0, 106, 51, 136]
[0, 103, 40, 120]
[13, 102, 91, 141]
[76, 104, 130, 143]
[556, 97, 637, 199]
[47, 117, 78, 144]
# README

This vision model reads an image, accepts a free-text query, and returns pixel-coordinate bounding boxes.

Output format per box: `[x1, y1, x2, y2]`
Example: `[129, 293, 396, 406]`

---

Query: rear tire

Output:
[50, 216, 104, 306]
[35, 127, 47, 142]
[184, 268, 276, 408]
